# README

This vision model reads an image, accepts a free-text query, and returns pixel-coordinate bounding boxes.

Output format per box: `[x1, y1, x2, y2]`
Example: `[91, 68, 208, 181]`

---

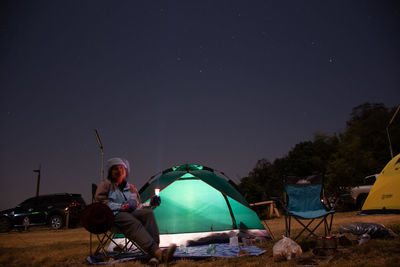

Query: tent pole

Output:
[387, 104, 400, 159]
[222, 194, 237, 229]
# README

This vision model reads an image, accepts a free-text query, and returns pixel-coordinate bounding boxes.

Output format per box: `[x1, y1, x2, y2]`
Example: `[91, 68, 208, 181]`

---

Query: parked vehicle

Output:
[336, 174, 379, 211]
[351, 174, 379, 209]
[0, 193, 86, 232]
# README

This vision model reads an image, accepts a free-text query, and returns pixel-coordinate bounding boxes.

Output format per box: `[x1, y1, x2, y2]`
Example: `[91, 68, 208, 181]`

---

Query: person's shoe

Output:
[161, 243, 177, 264]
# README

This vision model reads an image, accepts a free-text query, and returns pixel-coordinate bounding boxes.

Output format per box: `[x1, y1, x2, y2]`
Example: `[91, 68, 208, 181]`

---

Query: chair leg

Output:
[328, 213, 334, 235]
[294, 217, 329, 242]
[306, 219, 326, 241]
[95, 232, 114, 256]
[119, 237, 135, 253]
[285, 214, 288, 237]
[285, 214, 291, 238]
[293, 219, 315, 241]
[92, 231, 148, 259]
[94, 233, 106, 255]
[90, 232, 92, 256]
[110, 233, 146, 257]
[294, 213, 336, 242]
[323, 214, 334, 236]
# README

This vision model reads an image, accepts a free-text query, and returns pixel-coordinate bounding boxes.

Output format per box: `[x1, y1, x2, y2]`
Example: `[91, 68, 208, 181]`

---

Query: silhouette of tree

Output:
[239, 102, 400, 203]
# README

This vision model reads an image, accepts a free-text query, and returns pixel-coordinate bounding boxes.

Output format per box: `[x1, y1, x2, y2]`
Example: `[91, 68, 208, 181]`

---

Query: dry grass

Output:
[0, 228, 91, 266]
[0, 211, 399, 266]
[266, 211, 400, 238]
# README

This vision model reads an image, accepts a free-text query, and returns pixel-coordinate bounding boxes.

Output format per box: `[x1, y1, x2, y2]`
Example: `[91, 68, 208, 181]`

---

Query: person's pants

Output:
[114, 209, 160, 255]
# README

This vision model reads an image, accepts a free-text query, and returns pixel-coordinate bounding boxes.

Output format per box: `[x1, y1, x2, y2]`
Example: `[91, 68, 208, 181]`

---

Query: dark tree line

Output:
[238, 103, 400, 203]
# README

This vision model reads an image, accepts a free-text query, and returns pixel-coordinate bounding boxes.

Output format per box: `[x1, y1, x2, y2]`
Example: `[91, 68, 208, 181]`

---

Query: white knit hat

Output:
[106, 157, 131, 179]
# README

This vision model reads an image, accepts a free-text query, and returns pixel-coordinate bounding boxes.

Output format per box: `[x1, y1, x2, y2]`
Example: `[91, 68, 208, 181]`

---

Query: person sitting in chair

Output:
[95, 157, 176, 264]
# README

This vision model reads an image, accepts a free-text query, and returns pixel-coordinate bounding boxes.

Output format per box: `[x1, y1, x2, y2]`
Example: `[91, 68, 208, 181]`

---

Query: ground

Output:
[0, 211, 399, 266]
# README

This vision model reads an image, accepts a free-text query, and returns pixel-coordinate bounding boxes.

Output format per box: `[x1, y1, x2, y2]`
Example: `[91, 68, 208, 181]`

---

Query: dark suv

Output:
[0, 193, 86, 232]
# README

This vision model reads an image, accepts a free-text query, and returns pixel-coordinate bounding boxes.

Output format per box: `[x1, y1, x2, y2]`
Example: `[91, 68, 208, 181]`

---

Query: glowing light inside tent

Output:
[180, 173, 195, 178]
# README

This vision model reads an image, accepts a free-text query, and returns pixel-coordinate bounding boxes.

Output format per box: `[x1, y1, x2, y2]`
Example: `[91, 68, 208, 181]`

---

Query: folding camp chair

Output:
[92, 225, 142, 258]
[86, 184, 145, 258]
[280, 175, 335, 242]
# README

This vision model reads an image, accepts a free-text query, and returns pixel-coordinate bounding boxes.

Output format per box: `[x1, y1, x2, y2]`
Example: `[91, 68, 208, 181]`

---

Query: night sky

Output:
[1, 1, 399, 210]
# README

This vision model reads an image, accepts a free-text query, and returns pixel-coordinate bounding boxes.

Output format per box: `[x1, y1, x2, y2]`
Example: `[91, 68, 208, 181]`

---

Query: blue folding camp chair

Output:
[84, 184, 145, 259]
[281, 175, 335, 242]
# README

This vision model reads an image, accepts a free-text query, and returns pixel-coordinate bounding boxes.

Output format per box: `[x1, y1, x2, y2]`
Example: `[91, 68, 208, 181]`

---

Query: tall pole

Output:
[94, 129, 104, 182]
[33, 165, 41, 197]
[387, 105, 400, 159]
[92, 130, 104, 256]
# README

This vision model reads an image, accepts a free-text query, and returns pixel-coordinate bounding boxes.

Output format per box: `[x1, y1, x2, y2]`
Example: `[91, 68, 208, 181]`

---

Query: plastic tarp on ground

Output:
[87, 244, 266, 265]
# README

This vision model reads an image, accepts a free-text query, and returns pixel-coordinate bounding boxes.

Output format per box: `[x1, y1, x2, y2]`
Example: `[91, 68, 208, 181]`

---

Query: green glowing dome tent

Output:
[138, 164, 268, 246]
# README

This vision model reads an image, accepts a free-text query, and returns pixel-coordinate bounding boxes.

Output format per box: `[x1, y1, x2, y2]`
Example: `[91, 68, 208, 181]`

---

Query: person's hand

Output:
[122, 198, 137, 211]
[150, 195, 161, 206]
[128, 198, 138, 211]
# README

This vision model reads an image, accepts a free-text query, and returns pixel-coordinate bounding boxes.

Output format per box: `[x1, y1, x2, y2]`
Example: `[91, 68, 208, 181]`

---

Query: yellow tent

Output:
[362, 153, 400, 213]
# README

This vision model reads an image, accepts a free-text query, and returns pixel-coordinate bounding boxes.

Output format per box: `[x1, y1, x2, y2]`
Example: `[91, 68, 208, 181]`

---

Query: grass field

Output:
[0, 211, 399, 266]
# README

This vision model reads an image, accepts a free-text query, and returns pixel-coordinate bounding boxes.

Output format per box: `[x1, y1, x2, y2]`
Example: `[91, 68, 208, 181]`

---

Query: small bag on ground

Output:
[273, 236, 302, 261]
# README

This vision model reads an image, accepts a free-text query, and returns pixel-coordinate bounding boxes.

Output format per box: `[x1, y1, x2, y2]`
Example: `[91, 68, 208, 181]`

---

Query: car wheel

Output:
[0, 217, 13, 232]
[50, 215, 63, 230]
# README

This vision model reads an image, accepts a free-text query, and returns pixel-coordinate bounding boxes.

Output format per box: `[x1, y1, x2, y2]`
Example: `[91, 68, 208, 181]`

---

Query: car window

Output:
[53, 195, 66, 203]
[19, 197, 35, 207]
[364, 176, 376, 185]
[21, 198, 42, 209]
[38, 196, 52, 205]
[16, 194, 85, 210]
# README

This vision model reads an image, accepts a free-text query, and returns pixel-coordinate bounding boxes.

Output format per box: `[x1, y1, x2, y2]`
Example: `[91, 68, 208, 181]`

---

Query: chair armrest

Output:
[269, 196, 281, 203]
[269, 197, 287, 212]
